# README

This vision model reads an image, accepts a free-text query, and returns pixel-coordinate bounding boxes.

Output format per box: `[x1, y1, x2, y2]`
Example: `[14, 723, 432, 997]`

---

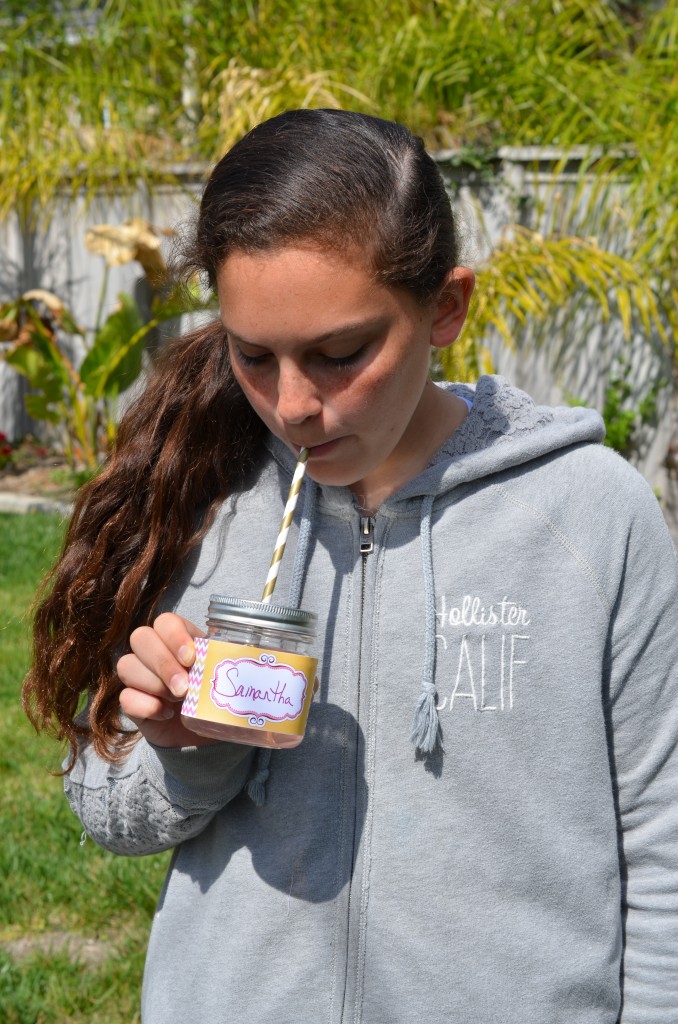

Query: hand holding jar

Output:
[116, 612, 214, 749]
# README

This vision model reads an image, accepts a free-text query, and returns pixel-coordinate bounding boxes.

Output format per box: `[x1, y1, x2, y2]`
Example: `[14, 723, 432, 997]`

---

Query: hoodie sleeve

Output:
[64, 736, 256, 856]
[606, 481, 678, 1022]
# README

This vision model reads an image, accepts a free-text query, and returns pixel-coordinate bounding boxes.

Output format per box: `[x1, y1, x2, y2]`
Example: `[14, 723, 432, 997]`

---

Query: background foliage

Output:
[2, 0, 675, 400]
[3, 1, 676, 173]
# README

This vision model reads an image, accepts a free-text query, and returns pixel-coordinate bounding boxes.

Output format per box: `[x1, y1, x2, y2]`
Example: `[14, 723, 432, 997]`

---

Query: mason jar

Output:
[181, 596, 318, 749]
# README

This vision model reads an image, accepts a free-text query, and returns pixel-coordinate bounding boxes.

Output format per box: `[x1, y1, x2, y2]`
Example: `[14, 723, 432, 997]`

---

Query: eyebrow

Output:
[222, 315, 389, 349]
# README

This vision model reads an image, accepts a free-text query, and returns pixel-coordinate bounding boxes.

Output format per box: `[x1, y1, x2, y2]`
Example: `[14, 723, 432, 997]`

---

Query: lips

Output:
[293, 438, 343, 457]
[309, 438, 342, 457]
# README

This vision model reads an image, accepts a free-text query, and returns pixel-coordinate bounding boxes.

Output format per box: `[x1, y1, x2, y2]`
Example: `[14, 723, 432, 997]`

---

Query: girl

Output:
[24, 109, 677, 1023]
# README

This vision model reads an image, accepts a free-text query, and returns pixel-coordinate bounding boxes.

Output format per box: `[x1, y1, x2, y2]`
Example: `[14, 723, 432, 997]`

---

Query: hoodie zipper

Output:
[359, 516, 374, 556]
[340, 514, 375, 1023]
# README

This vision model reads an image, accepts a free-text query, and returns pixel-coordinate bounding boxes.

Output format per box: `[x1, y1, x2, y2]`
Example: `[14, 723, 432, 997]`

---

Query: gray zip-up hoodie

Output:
[64, 377, 678, 1024]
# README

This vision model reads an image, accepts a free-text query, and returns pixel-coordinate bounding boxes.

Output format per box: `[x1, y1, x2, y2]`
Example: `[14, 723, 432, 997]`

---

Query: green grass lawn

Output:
[0, 513, 170, 1023]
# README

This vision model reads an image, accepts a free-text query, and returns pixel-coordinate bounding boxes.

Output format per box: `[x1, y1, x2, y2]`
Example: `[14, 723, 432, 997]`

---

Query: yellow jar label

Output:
[182, 637, 317, 735]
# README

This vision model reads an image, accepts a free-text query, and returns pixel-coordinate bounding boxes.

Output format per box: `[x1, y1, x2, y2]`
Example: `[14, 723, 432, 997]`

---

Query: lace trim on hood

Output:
[437, 376, 556, 462]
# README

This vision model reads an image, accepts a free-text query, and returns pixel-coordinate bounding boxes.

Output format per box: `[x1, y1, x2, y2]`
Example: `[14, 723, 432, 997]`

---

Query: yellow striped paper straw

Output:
[261, 447, 310, 603]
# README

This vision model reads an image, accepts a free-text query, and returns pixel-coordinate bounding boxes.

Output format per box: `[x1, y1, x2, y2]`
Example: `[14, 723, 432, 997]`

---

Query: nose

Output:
[276, 359, 322, 425]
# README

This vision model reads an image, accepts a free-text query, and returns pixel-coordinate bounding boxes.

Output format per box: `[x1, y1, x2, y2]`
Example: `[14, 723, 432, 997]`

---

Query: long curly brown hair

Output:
[23, 324, 266, 765]
[22, 109, 460, 766]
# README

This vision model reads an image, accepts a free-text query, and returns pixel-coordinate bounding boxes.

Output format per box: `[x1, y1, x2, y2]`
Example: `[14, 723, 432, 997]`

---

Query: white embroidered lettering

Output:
[499, 596, 531, 627]
[509, 635, 529, 709]
[440, 593, 529, 629]
[450, 635, 478, 710]
[479, 634, 497, 711]
[434, 595, 532, 714]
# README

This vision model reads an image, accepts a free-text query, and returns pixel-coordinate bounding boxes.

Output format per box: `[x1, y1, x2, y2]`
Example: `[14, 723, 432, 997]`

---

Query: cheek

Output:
[346, 351, 421, 417]
[231, 366, 276, 418]
[336, 375, 378, 415]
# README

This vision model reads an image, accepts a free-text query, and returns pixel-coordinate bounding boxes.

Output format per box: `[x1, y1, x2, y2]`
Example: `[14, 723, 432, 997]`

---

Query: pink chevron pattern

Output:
[182, 637, 209, 717]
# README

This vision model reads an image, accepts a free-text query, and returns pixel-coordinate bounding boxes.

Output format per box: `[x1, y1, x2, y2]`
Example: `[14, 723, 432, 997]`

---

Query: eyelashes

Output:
[233, 346, 367, 370]
[322, 348, 366, 368]
[233, 349, 266, 368]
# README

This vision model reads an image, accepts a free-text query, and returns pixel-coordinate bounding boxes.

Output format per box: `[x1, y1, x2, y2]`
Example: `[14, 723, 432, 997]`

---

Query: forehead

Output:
[217, 243, 375, 292]
[216, 245, 418, 346]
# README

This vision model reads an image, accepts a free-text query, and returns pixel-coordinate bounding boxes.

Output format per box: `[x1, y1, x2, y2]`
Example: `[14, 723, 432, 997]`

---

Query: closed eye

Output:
[233, 345, 367, 370]
[233, 348, 268, 368]
[320, 346, 366, 368]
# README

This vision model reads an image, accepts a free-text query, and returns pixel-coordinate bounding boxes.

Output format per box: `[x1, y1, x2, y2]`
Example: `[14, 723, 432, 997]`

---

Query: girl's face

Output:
[217, 244, 473, 509]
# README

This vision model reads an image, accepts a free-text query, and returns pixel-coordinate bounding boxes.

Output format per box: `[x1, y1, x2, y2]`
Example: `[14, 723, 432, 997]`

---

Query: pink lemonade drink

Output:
[181, 596, 318, 749]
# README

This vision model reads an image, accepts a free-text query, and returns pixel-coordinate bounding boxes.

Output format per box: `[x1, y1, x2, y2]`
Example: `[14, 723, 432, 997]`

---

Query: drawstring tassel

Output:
[246, 748, 272, 807]
[410, 682, 443, 754]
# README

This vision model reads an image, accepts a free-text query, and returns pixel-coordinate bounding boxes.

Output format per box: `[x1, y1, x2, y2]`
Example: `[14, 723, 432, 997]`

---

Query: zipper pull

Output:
[359, 516, 374, 555]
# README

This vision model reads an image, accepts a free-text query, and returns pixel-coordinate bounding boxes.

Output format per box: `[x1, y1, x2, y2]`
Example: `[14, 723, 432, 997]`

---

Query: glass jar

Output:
[181, 596, 318, 749]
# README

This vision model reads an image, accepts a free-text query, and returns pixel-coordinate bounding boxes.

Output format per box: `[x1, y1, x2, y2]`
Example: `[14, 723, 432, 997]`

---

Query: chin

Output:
[305, 463, 363, 489]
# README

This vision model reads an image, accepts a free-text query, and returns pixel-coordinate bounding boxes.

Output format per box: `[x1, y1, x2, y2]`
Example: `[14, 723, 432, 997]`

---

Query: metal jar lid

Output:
[207, 595, 317, 637]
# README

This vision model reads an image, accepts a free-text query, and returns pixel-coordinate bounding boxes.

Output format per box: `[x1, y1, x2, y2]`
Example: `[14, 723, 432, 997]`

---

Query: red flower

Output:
[0, 432, 7, 442]
[0, 445, 12, 455]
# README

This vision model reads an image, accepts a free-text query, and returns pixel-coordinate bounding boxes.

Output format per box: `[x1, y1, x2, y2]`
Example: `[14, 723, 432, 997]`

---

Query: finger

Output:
[116, 653, 185, 702]
[153, 612, 204, 667]
[119, 686, 175, 723]
[128, 625, 189, 698]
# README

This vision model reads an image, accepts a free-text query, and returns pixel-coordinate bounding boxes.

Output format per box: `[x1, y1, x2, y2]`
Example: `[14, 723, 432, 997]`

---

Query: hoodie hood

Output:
[402, 375, 605, 499]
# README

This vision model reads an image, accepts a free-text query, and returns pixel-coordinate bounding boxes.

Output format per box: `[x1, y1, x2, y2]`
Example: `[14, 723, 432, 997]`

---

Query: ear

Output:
[430, 267, 475, 349]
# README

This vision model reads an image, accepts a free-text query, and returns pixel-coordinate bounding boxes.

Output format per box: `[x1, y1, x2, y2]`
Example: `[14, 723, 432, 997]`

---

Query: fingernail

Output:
[169, 673, 188, 698]
[178, 643, 195, 667]
[159, 705, 175, 720]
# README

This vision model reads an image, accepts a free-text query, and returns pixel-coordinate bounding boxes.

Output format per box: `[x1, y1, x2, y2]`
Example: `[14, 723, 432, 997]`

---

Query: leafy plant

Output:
[0, 289, 93, 467]
[440, 225, 669, 382]
[567, 359, 667, 460]
[0, 284, 188, 471]
[0, 217, 201, 471]
[601, 364, 667, 459]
